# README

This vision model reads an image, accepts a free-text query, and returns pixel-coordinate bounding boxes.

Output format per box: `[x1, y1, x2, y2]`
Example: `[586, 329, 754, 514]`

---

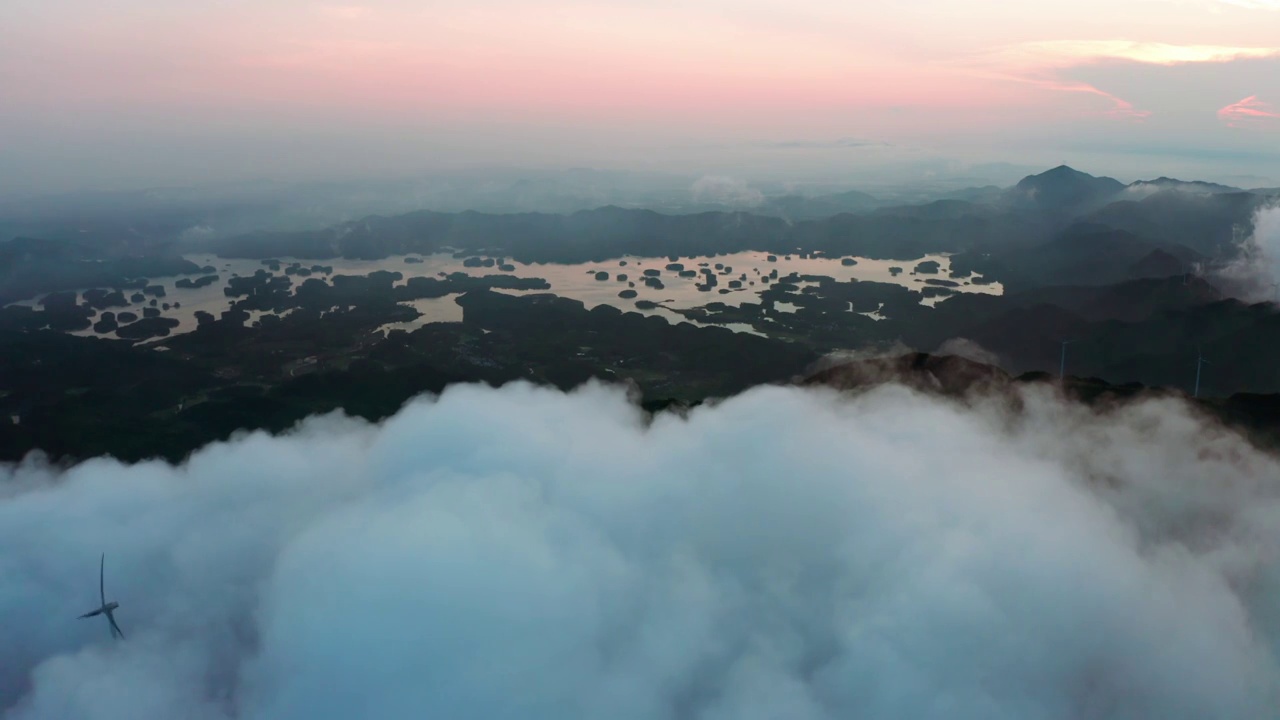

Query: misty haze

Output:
[4, 1, 1280, 719]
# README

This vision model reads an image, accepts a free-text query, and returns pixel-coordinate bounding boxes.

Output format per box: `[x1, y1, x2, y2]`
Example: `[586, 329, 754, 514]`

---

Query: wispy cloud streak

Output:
[1000, 40, 1280, 66]
[1022, 75, 1152, 119]
[1218, 95, 1280, 127]
[969, 40, 1280, 121]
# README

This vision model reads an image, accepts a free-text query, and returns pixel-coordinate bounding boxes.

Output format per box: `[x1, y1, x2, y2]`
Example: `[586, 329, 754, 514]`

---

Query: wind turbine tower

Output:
[1059, 340, 1071, 380]
[1194, 347, 1210, 399]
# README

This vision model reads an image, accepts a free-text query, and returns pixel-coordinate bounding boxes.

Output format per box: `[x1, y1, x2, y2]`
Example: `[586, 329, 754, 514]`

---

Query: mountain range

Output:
[3, 164, 1279, 413]
[194, 166, 1273, 290]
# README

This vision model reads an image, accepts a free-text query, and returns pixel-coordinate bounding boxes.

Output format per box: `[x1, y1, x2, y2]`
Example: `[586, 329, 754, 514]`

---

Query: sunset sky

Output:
[3, 0, 1279, 195]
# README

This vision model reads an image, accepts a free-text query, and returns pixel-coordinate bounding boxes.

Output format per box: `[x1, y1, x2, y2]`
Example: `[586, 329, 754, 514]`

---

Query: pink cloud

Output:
[998, 40, 1280, 67]
[3, 3, 1267, 137]
[968, 69, 1151, 121]
[1026, 77, 1151, 120]
[969, 40, 1280, 123]
[1218, 95, 1280, 127]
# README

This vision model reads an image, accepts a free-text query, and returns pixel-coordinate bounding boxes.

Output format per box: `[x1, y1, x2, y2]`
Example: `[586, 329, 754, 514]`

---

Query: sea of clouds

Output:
[3, 379, 1280, 719]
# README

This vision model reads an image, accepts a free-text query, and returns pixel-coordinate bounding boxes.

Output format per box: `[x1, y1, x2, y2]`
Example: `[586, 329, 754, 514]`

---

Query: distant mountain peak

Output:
[1125, 177, 1242, 195]
[1008, 166, 1124, 213]
[1017, 165, 1113, 186]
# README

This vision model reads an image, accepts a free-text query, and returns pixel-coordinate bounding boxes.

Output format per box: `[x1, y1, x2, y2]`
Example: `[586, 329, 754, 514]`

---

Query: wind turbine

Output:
[1193, 347, 1211, 399]
[1059, 339, 1072, 380]
[78, 553, 125, 639]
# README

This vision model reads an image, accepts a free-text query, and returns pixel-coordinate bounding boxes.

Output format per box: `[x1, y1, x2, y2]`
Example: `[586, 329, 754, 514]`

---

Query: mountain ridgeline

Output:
[203, 166, 1273, 294]
[183, 166, 1280, 400]
[3, 165, 1280, 463]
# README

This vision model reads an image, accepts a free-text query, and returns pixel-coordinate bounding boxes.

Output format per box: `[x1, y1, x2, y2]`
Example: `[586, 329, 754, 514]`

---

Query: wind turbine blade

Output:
[99, 553, 105, 606]
[108, 612, 125, 640]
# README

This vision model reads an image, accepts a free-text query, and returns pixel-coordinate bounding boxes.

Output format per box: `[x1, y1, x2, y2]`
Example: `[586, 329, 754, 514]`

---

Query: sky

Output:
[2, 0, 1280, 196]
[5, 379, 1280, 718]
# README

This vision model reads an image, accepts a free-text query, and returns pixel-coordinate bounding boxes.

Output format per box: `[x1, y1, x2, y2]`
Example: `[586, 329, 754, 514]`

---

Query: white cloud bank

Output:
[1213, 201, 1280, 302]
[178, 225, 217, 242]
[690, 176, 764, 207]
[3, 380, 1280, 719]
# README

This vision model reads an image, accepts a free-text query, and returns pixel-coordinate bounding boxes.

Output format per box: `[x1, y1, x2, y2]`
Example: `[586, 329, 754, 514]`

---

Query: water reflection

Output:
[7, 250, 1000, 341]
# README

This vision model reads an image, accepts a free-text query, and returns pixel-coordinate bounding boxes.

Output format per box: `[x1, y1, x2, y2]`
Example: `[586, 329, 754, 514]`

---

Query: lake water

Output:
[8, 250, 1001, 342]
